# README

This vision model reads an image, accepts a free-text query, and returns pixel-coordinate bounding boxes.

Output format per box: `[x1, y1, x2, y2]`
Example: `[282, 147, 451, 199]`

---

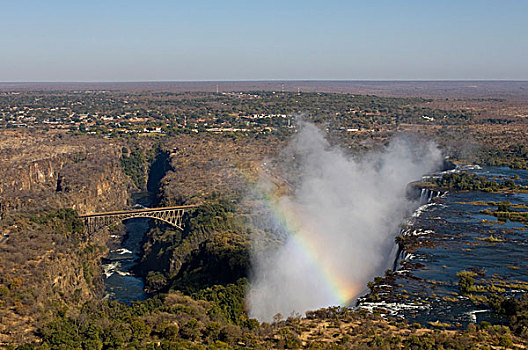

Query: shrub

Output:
[456, 270, 477, 293]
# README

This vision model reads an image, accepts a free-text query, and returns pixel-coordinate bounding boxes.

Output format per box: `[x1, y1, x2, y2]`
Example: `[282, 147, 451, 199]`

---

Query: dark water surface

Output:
[361, 167, 528, 326]
[102, 192, 153, 303]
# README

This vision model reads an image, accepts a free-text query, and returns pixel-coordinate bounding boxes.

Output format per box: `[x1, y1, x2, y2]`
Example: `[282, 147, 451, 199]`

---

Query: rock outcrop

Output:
[0, 130, 132, 215]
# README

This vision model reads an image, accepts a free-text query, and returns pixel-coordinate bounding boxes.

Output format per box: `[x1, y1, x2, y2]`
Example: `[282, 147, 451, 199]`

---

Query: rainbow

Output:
[260, 190, 359, 306]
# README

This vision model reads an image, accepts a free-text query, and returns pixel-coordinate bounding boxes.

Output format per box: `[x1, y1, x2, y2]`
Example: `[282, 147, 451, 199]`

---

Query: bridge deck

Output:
[79, 205, 199, 218]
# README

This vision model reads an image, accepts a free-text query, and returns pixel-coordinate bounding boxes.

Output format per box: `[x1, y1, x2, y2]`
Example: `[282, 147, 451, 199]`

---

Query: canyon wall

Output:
[0, 130, 137, 344]
[0, 130, 132, 215]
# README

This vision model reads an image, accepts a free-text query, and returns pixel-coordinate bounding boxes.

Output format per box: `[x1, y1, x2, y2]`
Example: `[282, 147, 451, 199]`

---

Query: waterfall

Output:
[394, 187, 444, 270]
[420, 188, 426, 203]
[389, 240, 401, 271]
[419, 188, 443, 205]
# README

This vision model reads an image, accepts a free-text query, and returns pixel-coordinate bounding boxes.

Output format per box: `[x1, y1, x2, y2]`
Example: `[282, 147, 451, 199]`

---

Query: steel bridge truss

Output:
[79, 205, 198, 233]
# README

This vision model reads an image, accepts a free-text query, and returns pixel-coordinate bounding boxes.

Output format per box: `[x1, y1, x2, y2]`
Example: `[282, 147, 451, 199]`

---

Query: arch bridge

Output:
[79, 205, 199, 233]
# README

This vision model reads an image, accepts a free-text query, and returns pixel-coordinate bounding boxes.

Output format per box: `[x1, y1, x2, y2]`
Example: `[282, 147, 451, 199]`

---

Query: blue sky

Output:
[1, 0, 527, 81]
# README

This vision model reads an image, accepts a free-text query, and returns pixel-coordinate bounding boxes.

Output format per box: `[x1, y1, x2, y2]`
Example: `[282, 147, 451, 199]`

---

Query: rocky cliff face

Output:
[0, 130, 138, 344]
[0, 130, 132, 215]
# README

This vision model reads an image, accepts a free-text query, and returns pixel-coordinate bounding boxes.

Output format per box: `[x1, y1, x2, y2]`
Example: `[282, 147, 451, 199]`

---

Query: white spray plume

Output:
[247, 122, 442, 322]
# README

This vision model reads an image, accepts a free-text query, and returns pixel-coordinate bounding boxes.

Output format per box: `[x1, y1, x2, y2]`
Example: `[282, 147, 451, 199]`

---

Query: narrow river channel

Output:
[102, 149, 171, 303]
[102, 192, 153, 303]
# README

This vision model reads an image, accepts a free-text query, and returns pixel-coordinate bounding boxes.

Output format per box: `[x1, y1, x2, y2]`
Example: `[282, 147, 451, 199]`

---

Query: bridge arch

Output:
[119, 214, 181, 227]
[79, 205, 199, 234]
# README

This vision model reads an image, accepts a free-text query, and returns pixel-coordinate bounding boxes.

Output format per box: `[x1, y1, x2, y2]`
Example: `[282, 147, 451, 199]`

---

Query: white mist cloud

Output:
[247, 122, 443, 322]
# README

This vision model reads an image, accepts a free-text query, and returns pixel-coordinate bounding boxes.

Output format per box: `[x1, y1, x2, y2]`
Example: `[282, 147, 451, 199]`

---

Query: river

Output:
[102, 150, 170, 303]
[102, 192, 154, 303]
[360, 166, 528, 326]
